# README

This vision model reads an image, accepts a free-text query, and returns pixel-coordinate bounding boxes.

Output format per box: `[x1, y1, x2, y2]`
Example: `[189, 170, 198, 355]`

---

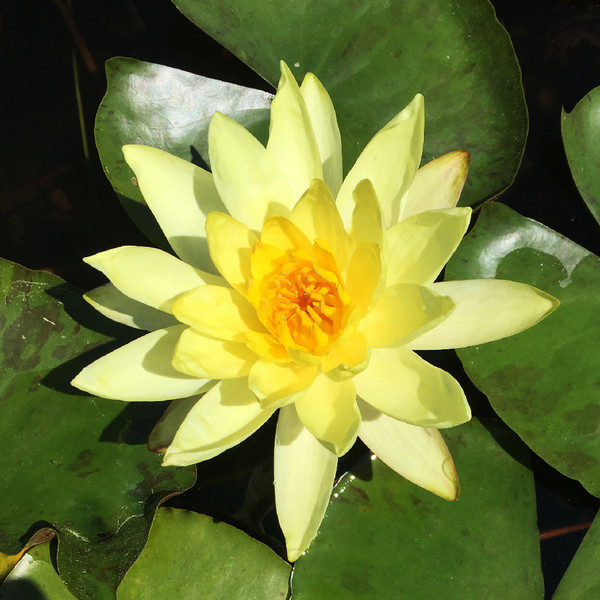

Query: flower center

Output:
[251, 245, 350, 355]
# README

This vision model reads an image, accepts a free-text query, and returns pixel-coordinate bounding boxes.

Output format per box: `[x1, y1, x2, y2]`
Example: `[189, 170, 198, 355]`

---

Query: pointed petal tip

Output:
[287, 547, 304, 563]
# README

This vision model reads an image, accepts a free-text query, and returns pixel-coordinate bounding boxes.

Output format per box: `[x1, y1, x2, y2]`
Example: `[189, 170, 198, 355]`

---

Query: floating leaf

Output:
[95, 58, 271, 245]
[562, 85, 600, 225]
[446, 203, 600, 496]
[173, 0, 527, 206]
[291, 419, 542, 599]
[0, 259, 195, 599]
[116, 508, 290, 600]
[1, 542, 77, 600]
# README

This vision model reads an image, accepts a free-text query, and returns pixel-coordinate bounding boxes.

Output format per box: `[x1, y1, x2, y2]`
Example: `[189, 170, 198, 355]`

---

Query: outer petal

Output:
[359, 283, 455, 348]
[85, 283, 178, 331]
[274, 404, 337, 561]
[172, 285, 265, 341]
[71, 325, 209, 401]
[399, 150, 470, 220]
[385, 207, 472, 287]
[163, 378, 275, 466]
[84, 246, 223, 312]
[122, 145, 224, 272]
[358, 399, 459, 500]
[248, 359, 317, 409]
[336, 94, 424, 229]
[148, 396, 203, 453]
[290, 179, 349, 267]
[208, 112, 295, 230]
[205, 212, 258, 296]
[295, 375, 359, 456]
[172, 328, 258, 379]
[300, 73, 343, 195]
[408, 279, 560, 350]
[267, 61, 323, 200]
[354, 346, 471, 428]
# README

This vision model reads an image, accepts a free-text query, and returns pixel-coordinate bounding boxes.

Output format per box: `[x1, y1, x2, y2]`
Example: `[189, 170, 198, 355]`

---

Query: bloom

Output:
[73, 61, 558, 560]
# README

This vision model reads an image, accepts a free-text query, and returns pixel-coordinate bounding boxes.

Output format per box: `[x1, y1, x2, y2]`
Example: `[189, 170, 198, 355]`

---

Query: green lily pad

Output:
[172, 0, 527, 207]
[291, 419, 542, 599]
[0, 259, 195, 599]
[95, 57, 272, 246]
[553, 512, 600, 600]
[562, 85, 600, 225]
[1, 542, 77, 600]
[116, 508, 290, 600]
[446, 203, 600, 496]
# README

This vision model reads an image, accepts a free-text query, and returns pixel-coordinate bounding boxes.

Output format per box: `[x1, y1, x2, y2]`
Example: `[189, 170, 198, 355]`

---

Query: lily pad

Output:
[553, 511, 600, 600]
[446, 203, 600, 496]
[562, 85, 600, 225]
[116, 508, 291, 600]
[291, 419, 542, 599]
[95, 57, 272, 245]
[1, 542, 77, 600]
[172, 0, 527, 207]
[0, 259, 195, 599]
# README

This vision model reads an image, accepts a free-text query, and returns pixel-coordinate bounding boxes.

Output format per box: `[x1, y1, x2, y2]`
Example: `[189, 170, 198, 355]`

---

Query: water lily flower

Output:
[72, 61, 558, 561]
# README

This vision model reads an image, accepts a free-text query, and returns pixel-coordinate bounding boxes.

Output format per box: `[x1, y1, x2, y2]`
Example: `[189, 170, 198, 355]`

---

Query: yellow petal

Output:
[248, 359, 317, 409]
[408, 279, 560, 350]
[148, 396, 202, 454]
[336, 94, 424, 229]
[359, 283, 455, 348]
[205, 212, 257, 296]
[358, 399, 459, 500]
[208, 112, 295, 229]
[71, 325, 209, 401]
[172, 285, 265, 341]
[399, 150, 470, 220]
[290, 179, 349, 267]
[85, 283, 178, 331]
[300, 73, 343, 195]
[354, 346, 471, 428]
[322, 331, 370, 381]
[260, 215, 312, 255]
[351, 179, 383, 248]
[386, 207, 472, 287]
[267, 61, 323, 200]
[243, 331, 290, 362]
[172, 328, 258, 379]
[122, 144, 224, 272]
[163, 378, 275, 466]
[295, 374, 359, 456]
[84, 246, 223, 312]
[274, 404, 337, 561]
[344, 241, 382, 316]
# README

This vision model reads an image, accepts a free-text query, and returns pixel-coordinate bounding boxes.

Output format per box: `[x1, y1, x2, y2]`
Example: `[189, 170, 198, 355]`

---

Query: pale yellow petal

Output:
[295, 375, 359, 456]
[358, 399, 459, 500]
[274, 404, 337, 561]
[123, 144, 224, 272]
[163, 378, 274, 466]
[351, 179, 383, 247]
[248, 359, 317, 409]
[172, 328, 258, 379]
[172, 285, 265, 341]
[359, 283, 455, 348]
[85, 283, 178, 331]
[386, 207, 472, 287]
[260, 215, 312, 255]
[336, 94, 424, 229]
[290, 179, 349, 266]
[322, 331, 370, 381]
[71, 325, 209, 401]
[300, 73, 343, 195]
[84, 246, 223, 312]
[148, 396, 205, 453]
[354, 346, 471, 428]
[399, 150, 470, 220]
[267, 61, 323, 200]
[205, 212, 257, 296]
[344, 241, 382, 316]
[208, 111, 295, 229]
[408, 279, 560, 350]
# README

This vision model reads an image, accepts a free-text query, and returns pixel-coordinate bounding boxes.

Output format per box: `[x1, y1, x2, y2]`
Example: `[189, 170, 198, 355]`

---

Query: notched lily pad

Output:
[0, 259, 195, 599]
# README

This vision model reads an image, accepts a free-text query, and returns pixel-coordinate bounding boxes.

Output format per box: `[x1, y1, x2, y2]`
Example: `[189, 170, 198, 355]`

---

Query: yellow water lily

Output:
[72, 61, 558, 561]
